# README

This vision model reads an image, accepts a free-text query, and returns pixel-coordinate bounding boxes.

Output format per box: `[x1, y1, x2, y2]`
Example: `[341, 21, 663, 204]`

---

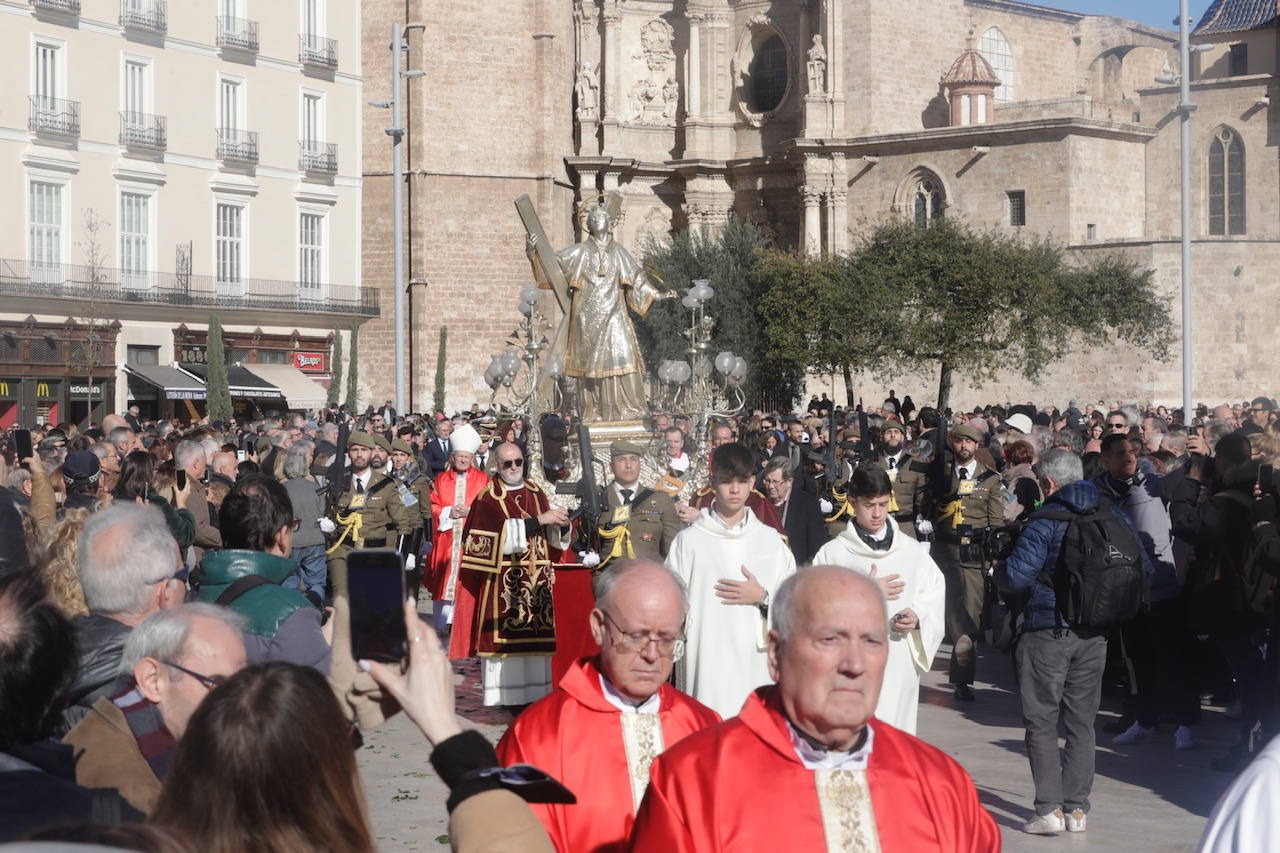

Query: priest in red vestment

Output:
[630, 565, 1000, 853]
[497, 559, 719, 852]
[426, 423, 490, 630]
[449, 441, 570, 706]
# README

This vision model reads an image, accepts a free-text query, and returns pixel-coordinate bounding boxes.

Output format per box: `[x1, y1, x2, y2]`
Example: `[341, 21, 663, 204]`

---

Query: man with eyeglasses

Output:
[449, 441, 569, 708]
[497, 559, 719, 852]
[64, 604, 246, 814]
[1238, 396, 1275, 436]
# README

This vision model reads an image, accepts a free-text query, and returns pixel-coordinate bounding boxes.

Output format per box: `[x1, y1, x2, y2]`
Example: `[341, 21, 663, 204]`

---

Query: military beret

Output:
[370, 434, 392, 454]
[391, 438, 414, 455]
[610, 439, 647, 458]
[951, 424, 983, 442]
[881, 421, 906, 435]
[348, 431, 376, 449]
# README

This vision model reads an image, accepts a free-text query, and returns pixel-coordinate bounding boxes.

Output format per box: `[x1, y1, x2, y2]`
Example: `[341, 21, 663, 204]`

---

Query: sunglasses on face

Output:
[500, 458, 524, 469]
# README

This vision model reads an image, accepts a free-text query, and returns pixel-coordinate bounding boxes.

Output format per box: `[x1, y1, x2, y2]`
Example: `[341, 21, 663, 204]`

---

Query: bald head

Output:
[102, 414, 127, 434]
[594, 558, 688, 613]
[767, 566, 888, 750]
[590, 559, 688, 704]
[210, 451, 237, 479]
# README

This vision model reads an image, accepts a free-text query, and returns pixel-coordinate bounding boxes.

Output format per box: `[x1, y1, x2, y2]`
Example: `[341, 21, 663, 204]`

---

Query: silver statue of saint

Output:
[528, 199, 669, 422]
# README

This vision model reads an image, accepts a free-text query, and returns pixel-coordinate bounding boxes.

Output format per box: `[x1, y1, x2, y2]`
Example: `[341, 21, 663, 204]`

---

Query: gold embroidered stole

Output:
[444, 472, 468, 600]
[619, 713, 664, 812]
[814, 769, 881, 852]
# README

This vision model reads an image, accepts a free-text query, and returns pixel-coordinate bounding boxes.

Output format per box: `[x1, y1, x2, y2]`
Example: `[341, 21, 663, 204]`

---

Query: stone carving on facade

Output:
[575, 62, 600, 122]
[638, 205, 671, 243]
[807, 34, 827, 94]
[626, 19, 678, 126]
[732, 18, 791, 128]
[684, 201, 732, 226]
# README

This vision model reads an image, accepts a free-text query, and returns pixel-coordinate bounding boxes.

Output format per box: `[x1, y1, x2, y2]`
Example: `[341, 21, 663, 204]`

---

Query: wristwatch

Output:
[757, 589, 770, 616]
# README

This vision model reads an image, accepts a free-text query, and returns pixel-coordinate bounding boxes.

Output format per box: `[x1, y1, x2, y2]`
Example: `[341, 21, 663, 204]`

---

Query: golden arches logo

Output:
[37, 383, 50, 397]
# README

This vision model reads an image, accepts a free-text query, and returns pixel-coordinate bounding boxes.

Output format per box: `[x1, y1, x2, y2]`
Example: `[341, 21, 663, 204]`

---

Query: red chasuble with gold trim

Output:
[449, 478, 559, 660]
[630, 686, 1001, 853]
[497, 657, 720, 853]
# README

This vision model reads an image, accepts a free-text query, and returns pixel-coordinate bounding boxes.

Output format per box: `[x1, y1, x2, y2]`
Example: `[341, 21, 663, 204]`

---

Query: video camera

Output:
[957, 523, 1023, 564]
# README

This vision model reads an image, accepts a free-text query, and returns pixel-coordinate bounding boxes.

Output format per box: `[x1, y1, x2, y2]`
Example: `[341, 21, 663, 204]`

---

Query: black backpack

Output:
[1033, 503, 1147, 629]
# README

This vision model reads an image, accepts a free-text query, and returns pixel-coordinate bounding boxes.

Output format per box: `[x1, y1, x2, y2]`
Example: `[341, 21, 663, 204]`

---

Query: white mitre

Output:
[450, 423, 482, 455]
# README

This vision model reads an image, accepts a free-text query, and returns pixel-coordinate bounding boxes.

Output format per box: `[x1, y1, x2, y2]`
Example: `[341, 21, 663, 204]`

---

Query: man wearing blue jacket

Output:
[996, 448, 1151, 836]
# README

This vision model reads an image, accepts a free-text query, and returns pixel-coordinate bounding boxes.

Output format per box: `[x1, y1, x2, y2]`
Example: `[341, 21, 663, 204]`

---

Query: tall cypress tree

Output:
[327, 330, 343, 407]
[344, 322, 359, 412]
[433, 326, 448, 415]
[206, 315, 233, 422]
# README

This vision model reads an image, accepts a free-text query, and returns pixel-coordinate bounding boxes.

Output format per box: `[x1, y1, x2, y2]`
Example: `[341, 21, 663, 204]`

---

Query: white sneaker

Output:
[1024, 809, 1065, 834]
[1065, 809, 1087, 832]
[1175, 726, 1196, 750]
[1113, 722, 1155, 745]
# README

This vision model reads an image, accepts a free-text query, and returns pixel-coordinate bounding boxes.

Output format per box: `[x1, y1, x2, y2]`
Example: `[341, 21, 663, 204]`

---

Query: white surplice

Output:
[811, 517, 946, 735]
[665, 507, 797, 719]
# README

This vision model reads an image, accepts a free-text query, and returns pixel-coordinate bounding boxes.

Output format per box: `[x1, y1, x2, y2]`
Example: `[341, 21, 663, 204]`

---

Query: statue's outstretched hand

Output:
[525, 233, 539, 258]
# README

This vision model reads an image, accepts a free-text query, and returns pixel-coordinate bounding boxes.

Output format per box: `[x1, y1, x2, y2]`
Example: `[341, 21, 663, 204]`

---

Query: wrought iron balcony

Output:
[30, 0, 80, 14]
[120, 111, 167, 149]
[0, 258, 379, 318]
[299, 34, 338, 69]
[216, 128, 258, 163]
[119, 0, 166, 33]
[216, 15, 258, 52]
[299, 140, 337, 173]
[29, 96, 80, 137]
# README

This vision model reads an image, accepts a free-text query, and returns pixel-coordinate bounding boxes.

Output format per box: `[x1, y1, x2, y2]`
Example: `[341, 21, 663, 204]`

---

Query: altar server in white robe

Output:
[666, 443, 797, 719]
[812, 465, 946, 735]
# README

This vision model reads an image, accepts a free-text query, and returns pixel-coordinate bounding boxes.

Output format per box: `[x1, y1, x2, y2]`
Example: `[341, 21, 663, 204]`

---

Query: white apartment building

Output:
[0, 0, 369, 425]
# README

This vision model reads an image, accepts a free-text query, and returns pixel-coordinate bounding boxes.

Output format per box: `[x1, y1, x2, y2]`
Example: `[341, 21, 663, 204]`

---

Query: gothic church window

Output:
[914, 176, 945, 226]
[979, 27, 1014, 102]
[1208, 127, 1244, 236]
[748, 35, 788, 113]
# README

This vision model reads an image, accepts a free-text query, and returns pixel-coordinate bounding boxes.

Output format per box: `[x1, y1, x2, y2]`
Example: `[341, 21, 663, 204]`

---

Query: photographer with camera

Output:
[995, 448, 1149, 835]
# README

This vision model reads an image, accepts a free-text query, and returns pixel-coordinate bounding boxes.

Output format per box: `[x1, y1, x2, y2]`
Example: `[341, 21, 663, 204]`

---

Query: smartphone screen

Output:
[176, 469, 187, 490]
[1261, 464, 1274, 494]
[13, 429, 32, 466]
[348, 549, 407, 663]
[236, 450, 247, 462]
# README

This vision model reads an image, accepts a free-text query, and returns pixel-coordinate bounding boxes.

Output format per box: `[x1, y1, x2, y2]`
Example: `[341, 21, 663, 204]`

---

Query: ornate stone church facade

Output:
[361, 0, 1278, 411]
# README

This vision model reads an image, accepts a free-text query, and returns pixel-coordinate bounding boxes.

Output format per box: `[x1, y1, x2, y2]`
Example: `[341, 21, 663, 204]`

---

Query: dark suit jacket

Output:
[779, 488, 828, 566]
[425, 437, 452, 478]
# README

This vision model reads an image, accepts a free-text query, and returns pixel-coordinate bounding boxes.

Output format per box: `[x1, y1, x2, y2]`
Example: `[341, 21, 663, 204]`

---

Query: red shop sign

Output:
[293, 351, 327, 372]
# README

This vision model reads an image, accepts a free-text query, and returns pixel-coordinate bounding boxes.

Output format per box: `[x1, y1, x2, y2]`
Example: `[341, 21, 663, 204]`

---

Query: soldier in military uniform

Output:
[929, 423, 1007, 702]
[329, 431, 415, 561]
[390, 438, 433, 597]
[598, 440, 683, 565]
[880, 421, 930, 540]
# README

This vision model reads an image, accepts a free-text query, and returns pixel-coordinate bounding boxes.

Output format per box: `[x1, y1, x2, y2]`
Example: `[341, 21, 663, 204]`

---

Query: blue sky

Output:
[1064, 1, 1212, 30]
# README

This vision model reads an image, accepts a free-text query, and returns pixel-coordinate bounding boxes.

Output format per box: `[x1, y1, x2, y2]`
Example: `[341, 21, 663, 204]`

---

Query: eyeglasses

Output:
[600, 610, 684, 659]
[161, 660, 225, 690]
[146, 565, 189, 585]
[500, 458, 524, 469]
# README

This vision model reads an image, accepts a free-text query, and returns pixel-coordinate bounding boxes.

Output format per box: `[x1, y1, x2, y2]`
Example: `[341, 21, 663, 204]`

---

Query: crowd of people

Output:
[0, 389, 1277, 851]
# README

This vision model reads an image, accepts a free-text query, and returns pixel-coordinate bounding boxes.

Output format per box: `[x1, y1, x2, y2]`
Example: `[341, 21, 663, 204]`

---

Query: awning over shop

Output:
[242, 364, 328, 411]
[124, 364, 208, 400]
[180, 364, 284, 400]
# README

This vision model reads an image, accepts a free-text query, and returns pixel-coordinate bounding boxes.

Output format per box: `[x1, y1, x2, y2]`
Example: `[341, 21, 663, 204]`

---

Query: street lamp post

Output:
[371, 23, 424, 416]
[1156, 3, 1196, 423]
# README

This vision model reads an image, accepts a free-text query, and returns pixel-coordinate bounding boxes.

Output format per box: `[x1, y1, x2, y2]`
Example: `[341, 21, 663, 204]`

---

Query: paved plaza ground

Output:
[358, 626, 1241, 851]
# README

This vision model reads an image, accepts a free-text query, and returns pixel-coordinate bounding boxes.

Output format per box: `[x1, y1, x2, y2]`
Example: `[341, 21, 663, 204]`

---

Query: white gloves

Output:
[819, 498, 834, 515]
[503, 518, 529, 555]
[437, 506, 453, 532]
[580, 550, 601, 568]
[915, 518, 934, 537]
[318, 517, 336, 534]
[404, 554, 416, 570]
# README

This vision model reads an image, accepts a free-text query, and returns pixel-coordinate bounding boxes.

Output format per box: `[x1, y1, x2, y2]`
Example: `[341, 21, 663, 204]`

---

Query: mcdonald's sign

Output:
[36, 383, 51, 397]
[0, 382, 9, 397]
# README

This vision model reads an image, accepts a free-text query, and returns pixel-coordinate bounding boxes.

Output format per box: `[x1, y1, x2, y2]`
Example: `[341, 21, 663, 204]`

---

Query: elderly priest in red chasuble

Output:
[630, 565, 1000, 853]
[496, 559, 719, 853]
[448, 441, 570, 707]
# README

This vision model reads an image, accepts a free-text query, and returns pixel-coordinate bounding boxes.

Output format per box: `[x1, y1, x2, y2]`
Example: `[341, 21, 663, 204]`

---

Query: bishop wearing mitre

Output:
[497, 559, 719, 852]
[427, 422, 490, 631]
[812, 465, 946, 735]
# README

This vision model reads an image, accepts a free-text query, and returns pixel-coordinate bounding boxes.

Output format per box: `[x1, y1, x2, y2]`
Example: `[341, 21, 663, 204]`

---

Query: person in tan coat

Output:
[64, 603, 246, 814]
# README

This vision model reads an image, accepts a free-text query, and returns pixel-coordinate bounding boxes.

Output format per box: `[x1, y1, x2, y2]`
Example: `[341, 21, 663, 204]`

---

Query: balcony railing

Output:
[119, 0, 166, 33]
[299, 140, 337, 173]
[0, 258, 379, 317]
[216, 128, 258, 163]
[29, 96, 81, 137]
[299, 34, 338, 69]
[120, 111, 167, 149]
[216, 15, 258, 52]
[30, 0, 80, 14]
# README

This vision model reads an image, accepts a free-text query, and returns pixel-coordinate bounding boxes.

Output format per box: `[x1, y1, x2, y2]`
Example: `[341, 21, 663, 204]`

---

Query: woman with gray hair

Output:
[282, 439, 327, 604]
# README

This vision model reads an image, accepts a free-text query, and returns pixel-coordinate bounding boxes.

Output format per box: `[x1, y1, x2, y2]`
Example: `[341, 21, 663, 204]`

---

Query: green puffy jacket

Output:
[193, 550, 308, 637]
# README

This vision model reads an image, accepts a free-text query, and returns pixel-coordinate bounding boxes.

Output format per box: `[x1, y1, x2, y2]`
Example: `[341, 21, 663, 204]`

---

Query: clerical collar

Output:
[599, 673, 659, 715]
[504, 482, 526, 492]
[787, 720, 874, 771]
[853, 522, 893, 552]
